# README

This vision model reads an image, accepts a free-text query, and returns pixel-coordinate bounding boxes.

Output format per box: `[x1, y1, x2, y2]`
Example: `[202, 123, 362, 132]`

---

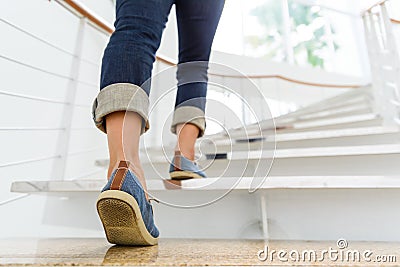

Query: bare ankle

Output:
[177, 149, 195, 161]
[176, 123, 198, 161]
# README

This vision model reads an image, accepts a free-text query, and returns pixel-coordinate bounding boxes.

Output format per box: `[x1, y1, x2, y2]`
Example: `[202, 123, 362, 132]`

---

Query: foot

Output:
[97, 160, 159, 246]
[169, 151, 206, 180]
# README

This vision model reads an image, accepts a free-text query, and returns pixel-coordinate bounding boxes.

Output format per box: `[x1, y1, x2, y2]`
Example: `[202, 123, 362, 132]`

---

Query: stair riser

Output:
[210, 118, 381, 142]
[274, 97, 370, 123]
[277, 104, 371, 125]
[292, 107, 372, 123]
[277, 119, 381, 133]
[294, 105, 371, 120]
[143, 153, 400, 178]
[202, 133, 400, 152]
[32, 188, 400, 242]
[154, 188, 400, 241]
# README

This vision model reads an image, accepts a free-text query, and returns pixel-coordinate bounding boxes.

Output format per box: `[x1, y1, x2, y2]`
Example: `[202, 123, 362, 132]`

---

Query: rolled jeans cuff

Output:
[92, 83, 149, 134]
[171, 106, 206, 138]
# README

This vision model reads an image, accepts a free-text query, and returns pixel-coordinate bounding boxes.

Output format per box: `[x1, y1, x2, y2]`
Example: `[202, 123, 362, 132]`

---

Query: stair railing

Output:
[362, 0, 400, 126]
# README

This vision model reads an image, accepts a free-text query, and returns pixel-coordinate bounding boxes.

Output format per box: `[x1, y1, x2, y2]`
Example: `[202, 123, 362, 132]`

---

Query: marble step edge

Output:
[291, 104, 371, 121]
[291, 113, 379, 129]
[140, 126, 400, 157]
[257, 91, 371, 125]
[275, 104, 371, 127]
[142, 124, 396, 158]
[202, 126, 400, 145]
[229, 143, 400, 160]
[210, 114, 381, 141]
[277, 104, 372, 125]
[96, 144, 400, 168]
[10, 176, 400, 194]
[226, 93, 372, 134]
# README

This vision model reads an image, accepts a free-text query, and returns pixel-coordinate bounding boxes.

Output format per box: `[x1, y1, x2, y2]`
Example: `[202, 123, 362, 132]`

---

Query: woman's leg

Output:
[105, 111, 145, 190]
[172, 0, 224, 160]
[175, 123, 199, 160]
[92, 0, 174, 189]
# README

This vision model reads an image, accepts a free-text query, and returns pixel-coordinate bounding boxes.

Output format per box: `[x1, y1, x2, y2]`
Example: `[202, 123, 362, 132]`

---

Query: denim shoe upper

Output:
[169, 152, 206, 178]
[102, 163, 159, 238]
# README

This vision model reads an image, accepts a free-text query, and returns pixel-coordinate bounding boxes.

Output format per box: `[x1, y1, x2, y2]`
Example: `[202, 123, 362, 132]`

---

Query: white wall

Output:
[0, 0, 112, 237]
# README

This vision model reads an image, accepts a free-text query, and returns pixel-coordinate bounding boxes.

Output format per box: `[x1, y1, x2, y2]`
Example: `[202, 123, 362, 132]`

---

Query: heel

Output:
[96, 188, 158, 246]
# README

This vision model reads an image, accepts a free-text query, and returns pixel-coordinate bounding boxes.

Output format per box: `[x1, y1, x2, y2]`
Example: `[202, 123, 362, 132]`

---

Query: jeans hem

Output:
[170, 106, 206, 138]
[92, 83, 150, 134]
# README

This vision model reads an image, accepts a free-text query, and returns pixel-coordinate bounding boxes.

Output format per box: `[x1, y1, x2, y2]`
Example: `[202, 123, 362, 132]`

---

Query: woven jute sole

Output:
[169, 170, 204, 180]
[96, 190, 158, 246]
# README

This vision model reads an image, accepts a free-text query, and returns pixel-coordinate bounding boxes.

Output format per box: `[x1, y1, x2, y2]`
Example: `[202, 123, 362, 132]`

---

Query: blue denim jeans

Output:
[92, 0, 224, 137]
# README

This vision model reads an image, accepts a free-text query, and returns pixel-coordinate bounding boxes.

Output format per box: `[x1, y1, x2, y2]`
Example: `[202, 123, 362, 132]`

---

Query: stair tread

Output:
[140, 126, 399, 157]
[210, 113, 381, 140]
[234, 143, 400, 159]
[159, 143, 400, 162]
[208, 126, 399, 144]
[11, 176, 400, 194]
[292, 104, 371, 120]
[95, 144, 400, 168]
[291, 113, 378, 128]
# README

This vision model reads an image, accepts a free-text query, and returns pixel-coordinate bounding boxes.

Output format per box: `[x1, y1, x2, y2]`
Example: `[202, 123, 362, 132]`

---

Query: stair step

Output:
[138, 144, 400, 162]
[290, 113, 379, 129]
[274, 89, 371, 122]
[11, 176, 400, 194]
[289, 107, 372, 124]
[268, 92, 370, 121]
[277, 101, 372, 124]
[98, 142, 400, 166]
[277, 115, 381, 133]
[96, 144, 400, 178]
[146, 144, 400, 178]
[10, 177, 400, 241]
[291, 105, 371, 121]
[201, 126, 400, 151]
[140, 126, 399, 157]
[211, 114, 381, 141]
[205, 90, 372, 141]
[274, 126, 399, 142]
[233, 143, 400, 159]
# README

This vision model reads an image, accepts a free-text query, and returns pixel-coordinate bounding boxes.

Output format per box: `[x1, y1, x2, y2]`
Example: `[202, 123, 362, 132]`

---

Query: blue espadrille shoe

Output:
[96, 160, 159, 246]
[169, 151, 206, 180]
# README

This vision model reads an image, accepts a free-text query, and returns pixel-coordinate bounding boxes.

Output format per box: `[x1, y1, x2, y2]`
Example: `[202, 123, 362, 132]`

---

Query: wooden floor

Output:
[1, 238, 400, 266]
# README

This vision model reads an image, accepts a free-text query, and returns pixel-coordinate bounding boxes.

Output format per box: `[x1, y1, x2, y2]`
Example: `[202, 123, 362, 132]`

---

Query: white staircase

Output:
[11, 83, 400, 241]
[5, 0, 400, 242]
